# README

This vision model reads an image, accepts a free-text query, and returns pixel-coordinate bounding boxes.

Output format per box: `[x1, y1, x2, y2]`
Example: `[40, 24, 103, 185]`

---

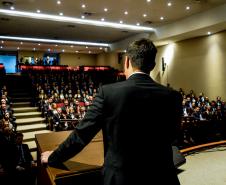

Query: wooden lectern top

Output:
[35, 131, 104, 185]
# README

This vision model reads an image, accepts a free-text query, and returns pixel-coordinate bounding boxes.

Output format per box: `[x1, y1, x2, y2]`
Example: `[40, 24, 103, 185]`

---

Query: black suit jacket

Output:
[16, 144, 33, 169]
[48, 73, 182, 185]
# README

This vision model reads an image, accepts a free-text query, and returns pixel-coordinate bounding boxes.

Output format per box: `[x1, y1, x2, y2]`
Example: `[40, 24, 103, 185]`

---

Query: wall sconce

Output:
[162, 57, 166, 72]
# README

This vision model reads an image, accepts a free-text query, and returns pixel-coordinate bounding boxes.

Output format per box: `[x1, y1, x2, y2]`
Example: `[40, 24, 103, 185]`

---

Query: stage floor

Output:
[178, 145, 226, 185]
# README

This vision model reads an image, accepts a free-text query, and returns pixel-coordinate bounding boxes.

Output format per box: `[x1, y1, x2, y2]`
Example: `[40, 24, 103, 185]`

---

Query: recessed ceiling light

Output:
[147, 0, 151, 2]
[167, 2, 172, 6]
[36, 9, 41, 13]
[86, 46, 88, 48]
[70, 45, 74, 48]
[160, 17, 164, 20]
[124, 11, 128, 15]
[1, 41, 4, 43]
[62, 49, 65, 52]
[81, 15, 85, 19]
[55, 44, 58, 46]
[143, 14, 147, 17]
[33, 48, 36, 51]
[207, 31, 211, 35]
[10, 6, 14, 10]
[104, 8, 108, 12]
[75, 50, 79, 53]
[101, 18, 105, 21]
[17, 47, 20, 50]
[186, 6, 190, 10]
[20, 42, 23, 44]
[82, 4, 86, 8]
[0, 46, 3, 49]
[57, 1, 61, 5]
[59, 12, 63, 16]
[119, 20, 123, 24]
[99, 47, 103, 50]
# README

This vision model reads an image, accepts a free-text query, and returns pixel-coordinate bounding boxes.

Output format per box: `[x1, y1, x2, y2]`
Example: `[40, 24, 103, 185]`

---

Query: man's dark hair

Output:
[126, 38, 157, 73]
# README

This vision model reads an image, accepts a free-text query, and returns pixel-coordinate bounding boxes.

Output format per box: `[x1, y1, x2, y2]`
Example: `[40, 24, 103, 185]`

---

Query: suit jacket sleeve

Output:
[48, 86, 104, 166]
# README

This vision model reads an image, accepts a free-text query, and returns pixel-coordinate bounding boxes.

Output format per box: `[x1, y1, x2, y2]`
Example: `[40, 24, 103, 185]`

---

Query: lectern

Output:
[35, 131, 104, 185]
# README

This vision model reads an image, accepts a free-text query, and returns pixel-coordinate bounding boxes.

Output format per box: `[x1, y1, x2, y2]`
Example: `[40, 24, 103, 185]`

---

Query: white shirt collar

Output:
[128, 71, 150, 79]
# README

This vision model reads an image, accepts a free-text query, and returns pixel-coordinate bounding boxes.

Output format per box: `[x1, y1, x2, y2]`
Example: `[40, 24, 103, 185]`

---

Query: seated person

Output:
[0, 119, 17, 177]
[15, 132, 36, 185]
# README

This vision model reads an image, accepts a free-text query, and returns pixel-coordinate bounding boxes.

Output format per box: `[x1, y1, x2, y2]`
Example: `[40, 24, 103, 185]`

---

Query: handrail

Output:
[180, 140, 226, 154]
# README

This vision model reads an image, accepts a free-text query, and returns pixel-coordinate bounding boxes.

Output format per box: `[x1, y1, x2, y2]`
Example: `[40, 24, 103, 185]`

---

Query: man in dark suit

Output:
[41, 38, 182, 185]
[15, 132, 36, 185]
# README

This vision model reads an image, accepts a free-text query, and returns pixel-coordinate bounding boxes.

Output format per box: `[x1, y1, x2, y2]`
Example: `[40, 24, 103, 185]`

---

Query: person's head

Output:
[124, 38, 157, 78]
[64, 99, 69, 106]
[4, 112, 10, 120]
[80, 106, 86, 112]
[1, 103, 7, 110]
[52, 103, 57, 109]
[15, 132, 24, 145]
[48, 96, 53, 103]
[69, 107, 74, 113]
[1, 94, 6, 99]
[57, 107, 62, 114]
[2, 120, 12, 135]
[1, 98, 6, 104]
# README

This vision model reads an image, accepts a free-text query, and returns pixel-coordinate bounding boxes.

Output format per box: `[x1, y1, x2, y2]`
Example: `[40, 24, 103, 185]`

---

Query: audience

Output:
[179, 88, 225, 147]
[18, 68, 225, 149]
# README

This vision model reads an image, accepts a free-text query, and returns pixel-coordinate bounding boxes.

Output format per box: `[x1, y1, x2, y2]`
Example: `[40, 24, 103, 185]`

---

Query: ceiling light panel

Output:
[0, 9, 154, 31]
[0, 36, 109, 47]
[0, 40, 105, 54]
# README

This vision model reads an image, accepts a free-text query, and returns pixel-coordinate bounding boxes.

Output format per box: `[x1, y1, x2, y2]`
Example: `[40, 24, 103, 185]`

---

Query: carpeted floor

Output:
[178, 145, 226, 185]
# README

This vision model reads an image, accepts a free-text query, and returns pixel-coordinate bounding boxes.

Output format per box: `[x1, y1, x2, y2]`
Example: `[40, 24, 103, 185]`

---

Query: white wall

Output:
[151, 30, 226, 100]
[96, 52, 123, 70]
[60, 53, 97, 66]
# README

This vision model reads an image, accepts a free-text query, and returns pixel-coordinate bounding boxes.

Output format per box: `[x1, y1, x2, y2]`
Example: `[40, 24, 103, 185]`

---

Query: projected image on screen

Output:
[0, 55, 16, 73]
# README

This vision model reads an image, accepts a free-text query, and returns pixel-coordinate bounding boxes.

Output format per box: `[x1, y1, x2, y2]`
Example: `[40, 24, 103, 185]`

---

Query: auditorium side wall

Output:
[152, 30, 226, 100]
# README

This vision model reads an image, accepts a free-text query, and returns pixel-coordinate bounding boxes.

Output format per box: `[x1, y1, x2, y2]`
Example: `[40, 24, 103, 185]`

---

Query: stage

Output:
[178, 145, 226, 185]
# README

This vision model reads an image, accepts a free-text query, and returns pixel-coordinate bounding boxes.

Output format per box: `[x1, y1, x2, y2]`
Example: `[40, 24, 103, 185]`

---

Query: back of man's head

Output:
[127, 38, 157, 73]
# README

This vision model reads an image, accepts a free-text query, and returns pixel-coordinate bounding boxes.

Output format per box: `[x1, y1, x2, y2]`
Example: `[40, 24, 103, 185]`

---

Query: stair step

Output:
[23, 130, 52, 142]
[10, 92, 30, 97]
[14, 112, 42, 119]
[17, 123, 47, 133]
[12, 97, 32, 102]
[14, 107, 39, 113]
[12, 102, 31, 108]
[16, 117, 45, 125]
[24, 140, 37, 151]
[31, 151, 37, 161]
[10, 89, 30, 93]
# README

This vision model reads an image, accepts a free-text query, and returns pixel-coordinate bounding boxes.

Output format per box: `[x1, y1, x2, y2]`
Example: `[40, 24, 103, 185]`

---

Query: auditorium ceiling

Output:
[0, 0, 226, 53]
